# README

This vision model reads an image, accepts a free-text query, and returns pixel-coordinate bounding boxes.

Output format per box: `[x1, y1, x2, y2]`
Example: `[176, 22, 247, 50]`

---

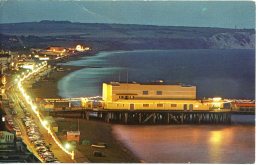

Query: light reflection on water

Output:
[112, 125, 254, 163]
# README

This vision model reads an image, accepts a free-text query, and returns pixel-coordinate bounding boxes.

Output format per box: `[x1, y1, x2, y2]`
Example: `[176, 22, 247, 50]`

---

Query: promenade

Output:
[3, 62, 88, 163]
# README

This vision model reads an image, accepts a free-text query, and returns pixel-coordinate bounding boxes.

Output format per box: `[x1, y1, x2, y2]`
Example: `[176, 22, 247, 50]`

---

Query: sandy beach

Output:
[28, 65, 84, 99]
[29, 57, 140, 163]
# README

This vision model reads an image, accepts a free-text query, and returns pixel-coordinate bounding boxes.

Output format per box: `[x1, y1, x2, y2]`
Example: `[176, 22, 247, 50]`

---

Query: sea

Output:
[58, 49, 255, 163]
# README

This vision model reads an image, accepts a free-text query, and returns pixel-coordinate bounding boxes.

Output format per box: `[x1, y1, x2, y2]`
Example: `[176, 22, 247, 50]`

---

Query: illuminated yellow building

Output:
[47, 46, 66, 53]
[75, 45, 90, 52]
[101, 82, 219, 111]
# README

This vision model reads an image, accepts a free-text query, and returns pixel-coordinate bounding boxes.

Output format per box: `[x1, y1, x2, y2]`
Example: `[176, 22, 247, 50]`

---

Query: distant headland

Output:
[0, 20, 255, 52]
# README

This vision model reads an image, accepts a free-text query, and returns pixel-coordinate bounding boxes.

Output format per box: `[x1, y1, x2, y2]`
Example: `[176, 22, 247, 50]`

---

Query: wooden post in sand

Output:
[124, 112, 128, 124]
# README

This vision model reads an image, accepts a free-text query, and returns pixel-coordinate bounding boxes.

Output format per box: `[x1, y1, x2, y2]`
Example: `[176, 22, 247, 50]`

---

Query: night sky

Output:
[0, 0, 255, 29]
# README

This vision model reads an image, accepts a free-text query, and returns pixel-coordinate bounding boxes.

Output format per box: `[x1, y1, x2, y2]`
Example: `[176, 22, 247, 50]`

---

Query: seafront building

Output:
[0, 131, 40, 163]
[32, 45, 91, 61]
[231, 100, 255, 112]
[0, 54, 13, 72]
[100, 82, 222, 110]
[0, 110, 39, 163]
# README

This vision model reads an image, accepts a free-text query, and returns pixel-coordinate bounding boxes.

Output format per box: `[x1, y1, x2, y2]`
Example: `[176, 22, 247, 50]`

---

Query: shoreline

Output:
[29, 53, 141, 163]
[28, 65, 84, 99]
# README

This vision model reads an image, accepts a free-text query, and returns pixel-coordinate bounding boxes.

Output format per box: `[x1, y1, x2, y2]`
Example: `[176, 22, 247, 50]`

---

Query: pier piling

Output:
[49, 110, 236, 125]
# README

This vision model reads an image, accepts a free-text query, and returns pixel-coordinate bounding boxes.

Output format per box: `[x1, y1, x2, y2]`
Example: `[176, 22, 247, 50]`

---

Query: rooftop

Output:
[106, 81, 194, 87]
[0, 54, 11, 58]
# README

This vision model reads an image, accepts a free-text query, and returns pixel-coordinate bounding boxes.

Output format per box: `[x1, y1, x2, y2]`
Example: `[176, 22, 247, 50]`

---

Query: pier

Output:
[42, 96, 254, 125]
[49, 110, 238, 125]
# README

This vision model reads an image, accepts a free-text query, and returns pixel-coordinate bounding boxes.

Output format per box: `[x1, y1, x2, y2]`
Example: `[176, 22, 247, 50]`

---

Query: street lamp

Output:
[64, 142, 75, 160]
[42, 120, 48, 127]
[31, 105, 37, 111]
[65, 143, 71, 150]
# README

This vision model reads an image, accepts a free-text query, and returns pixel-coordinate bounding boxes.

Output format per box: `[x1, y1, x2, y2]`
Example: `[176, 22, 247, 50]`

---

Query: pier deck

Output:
[47, 109, 254, 125]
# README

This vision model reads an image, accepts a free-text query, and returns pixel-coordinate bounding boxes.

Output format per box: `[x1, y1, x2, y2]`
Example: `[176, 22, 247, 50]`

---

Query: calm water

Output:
[58, 49, 255, 99]
[112, 124, 255, 163]
[58, 49, 255, 163]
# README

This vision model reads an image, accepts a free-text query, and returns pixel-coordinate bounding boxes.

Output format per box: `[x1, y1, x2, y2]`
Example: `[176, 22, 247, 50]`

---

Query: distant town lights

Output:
[75, 45, 84, 52]
[75, 44, 89, 52]
[213, 97, 222, 102]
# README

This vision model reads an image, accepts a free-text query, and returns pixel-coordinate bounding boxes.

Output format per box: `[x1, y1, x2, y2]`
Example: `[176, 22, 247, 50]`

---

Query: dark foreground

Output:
[56, 118, 140, 163]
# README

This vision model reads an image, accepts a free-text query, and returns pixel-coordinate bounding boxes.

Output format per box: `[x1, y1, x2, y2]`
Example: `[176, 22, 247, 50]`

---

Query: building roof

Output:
[0, 137, 40, 163]
[0, 54, 11, 58]
[109, 99, 202, 103]
[67, 131, 80, 135]
[47, 46, 65, 49]
[47, 46, 66, 51]
[233, 103, 255, 107]
[106, 81, 195, 87]
[53, 102, 70, 108]
[0, 131, 14, 137]
[116, 93, 138, 95]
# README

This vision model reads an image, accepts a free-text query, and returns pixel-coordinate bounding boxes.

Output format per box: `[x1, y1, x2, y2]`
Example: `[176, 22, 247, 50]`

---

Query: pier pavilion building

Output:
[101, 82, 221, 111]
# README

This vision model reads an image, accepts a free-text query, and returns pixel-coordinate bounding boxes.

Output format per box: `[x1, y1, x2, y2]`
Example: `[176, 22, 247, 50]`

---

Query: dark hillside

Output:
[0, 21, 255, 51]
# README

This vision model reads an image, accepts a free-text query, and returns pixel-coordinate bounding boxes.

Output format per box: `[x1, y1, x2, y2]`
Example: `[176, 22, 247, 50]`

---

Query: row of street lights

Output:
[16, 61, 75, 160]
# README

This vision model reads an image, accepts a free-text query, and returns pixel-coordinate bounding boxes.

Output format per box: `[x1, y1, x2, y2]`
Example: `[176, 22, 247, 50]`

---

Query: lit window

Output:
[143, 91, 149, 95]
[157, 104, 163, 107]
[156, 91, 162, 95]
[129, 96, 134, 99]
[171, 104, 177, 108]
[143, 104, 149, 107]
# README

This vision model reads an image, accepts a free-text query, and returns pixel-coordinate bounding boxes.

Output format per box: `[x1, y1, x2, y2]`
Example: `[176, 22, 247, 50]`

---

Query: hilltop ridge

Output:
[0, 21, 255, 51]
